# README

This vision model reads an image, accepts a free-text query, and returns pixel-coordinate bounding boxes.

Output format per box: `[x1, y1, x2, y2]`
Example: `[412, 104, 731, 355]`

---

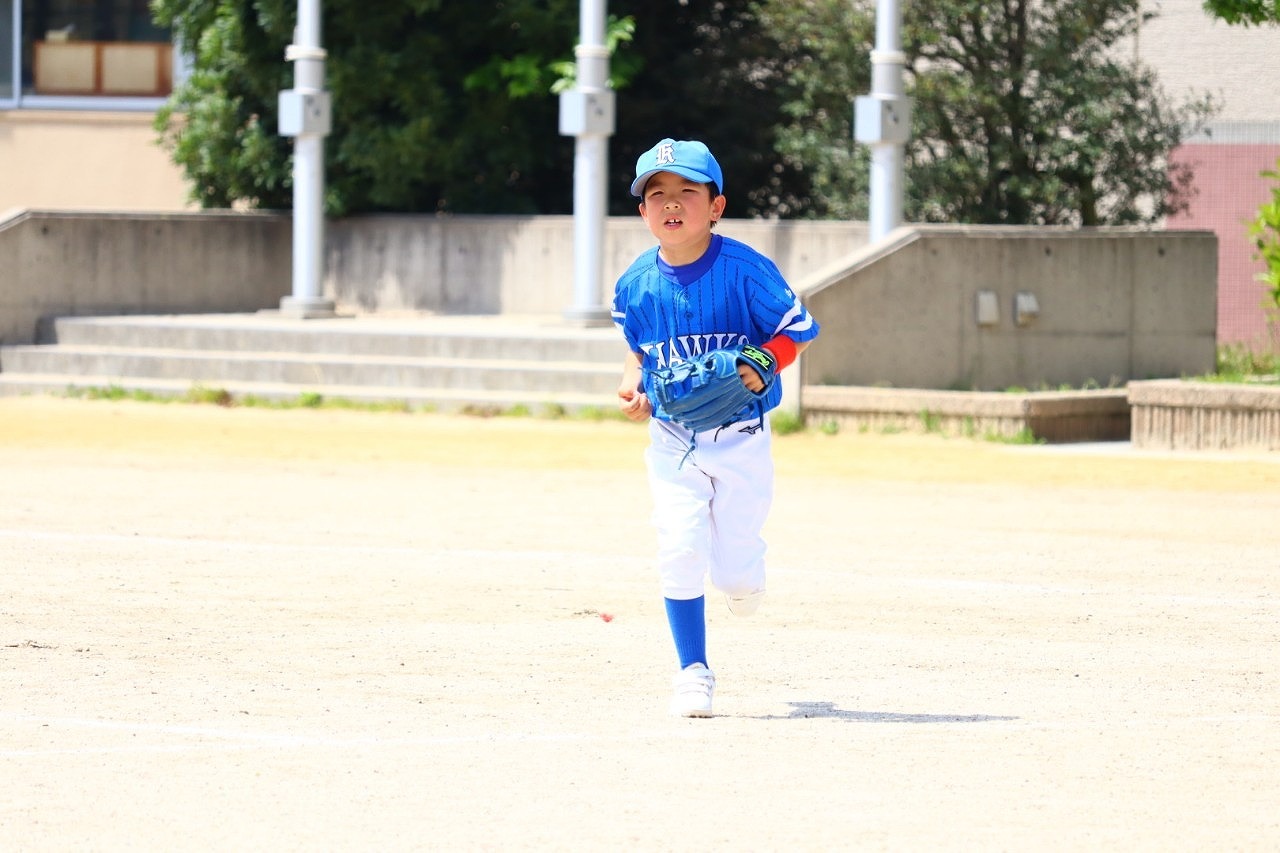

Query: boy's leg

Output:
[644, 420, 715, 602]
[664, 596, 706, 668]
[645, 420, 719, 716]
[704, 421, 774, 606]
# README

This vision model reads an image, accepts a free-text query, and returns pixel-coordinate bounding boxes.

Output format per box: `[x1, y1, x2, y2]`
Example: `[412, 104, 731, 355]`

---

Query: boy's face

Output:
[637, 171, 727, 264]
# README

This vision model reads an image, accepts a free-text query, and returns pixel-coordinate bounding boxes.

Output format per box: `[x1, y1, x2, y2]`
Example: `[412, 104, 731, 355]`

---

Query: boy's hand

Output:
[618, 389, 652, 422]
[737, 363, 765, 393]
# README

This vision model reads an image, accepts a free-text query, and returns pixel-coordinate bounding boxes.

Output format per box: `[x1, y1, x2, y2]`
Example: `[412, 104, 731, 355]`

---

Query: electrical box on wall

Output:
[1014, 292, 1040, 327]
[558, 90, 616, 136]
[975, 290, 1000, 327]
[853, 95, 912, 145]
[278, 90, 332, 137]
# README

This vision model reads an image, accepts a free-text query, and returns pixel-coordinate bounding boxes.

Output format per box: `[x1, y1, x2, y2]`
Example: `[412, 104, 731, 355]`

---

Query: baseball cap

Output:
[630, 138, 724, 198]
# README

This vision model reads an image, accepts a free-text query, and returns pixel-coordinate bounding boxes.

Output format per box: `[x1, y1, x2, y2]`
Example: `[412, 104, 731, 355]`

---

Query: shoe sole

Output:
[726, 590, 764, 616]
[673, 706, 713, 718]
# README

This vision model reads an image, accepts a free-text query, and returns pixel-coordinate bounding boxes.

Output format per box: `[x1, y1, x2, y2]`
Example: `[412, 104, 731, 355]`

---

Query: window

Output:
[15, 0, 172, 103]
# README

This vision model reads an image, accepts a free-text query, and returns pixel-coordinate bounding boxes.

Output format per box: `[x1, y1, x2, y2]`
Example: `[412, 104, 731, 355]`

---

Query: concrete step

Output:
[0, 312, 630, 413]
[0, 344, 619, 394]
[44, 314, 628, 363]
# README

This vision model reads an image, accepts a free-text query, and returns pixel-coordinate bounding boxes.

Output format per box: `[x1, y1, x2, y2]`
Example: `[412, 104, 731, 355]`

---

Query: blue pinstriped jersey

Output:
[612, 234, 820, 418]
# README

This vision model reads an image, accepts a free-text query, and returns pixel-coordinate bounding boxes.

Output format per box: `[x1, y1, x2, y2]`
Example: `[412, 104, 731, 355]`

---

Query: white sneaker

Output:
[670, 663, 716, 718]
[725, 590, 765, 617]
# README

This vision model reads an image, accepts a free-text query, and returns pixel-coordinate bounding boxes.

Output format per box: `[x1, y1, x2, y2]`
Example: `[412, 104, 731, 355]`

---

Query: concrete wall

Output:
[324, 215, 868, 315]
[0, 210, 291, 345]
[798, 225, 1218, 392]
[0, 111, 192, 212]
[0, 213, 1220, 394]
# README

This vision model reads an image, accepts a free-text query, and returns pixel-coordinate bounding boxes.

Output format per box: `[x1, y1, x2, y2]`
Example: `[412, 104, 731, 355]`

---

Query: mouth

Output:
[663, 217, 683, 228]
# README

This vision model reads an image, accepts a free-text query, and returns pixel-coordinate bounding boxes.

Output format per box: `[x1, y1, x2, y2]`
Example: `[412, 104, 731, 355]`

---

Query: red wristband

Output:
[761, 335, 798, 371]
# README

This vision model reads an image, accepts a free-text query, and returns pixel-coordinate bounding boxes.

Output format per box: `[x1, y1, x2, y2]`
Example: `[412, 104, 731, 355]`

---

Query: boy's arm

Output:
[617, 350, 652, 422]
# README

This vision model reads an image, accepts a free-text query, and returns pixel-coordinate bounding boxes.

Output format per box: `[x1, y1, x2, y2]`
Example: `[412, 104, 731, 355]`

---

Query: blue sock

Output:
[664, 596, 707, 669]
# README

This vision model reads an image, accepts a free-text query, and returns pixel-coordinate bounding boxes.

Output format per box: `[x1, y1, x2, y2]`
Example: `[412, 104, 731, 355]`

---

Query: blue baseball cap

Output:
[630, 138, 724, 198]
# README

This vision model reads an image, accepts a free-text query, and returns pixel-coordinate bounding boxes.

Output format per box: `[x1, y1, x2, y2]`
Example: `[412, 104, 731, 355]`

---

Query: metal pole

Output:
[854, 0, 911, 242]
[559, 0, 614, 326]
[278, 0, 335, 318]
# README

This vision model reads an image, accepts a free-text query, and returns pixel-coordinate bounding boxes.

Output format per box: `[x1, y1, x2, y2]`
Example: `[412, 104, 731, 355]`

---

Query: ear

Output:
[710, 193, 727, 221]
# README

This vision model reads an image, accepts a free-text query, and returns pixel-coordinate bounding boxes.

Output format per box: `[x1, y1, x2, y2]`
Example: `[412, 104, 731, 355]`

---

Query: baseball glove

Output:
[649, 344, 779, 433]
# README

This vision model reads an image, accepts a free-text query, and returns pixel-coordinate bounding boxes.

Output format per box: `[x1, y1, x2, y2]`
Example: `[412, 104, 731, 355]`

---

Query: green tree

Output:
[153, 0, 589, 214]
[606, 0, 810, 218]
[752, 0, 874, 219]
[1202, 0, 1279, 25]
[756, 0, 1218, 225]
[152, 0, 797, 217]
[908, 0, 1219, 225]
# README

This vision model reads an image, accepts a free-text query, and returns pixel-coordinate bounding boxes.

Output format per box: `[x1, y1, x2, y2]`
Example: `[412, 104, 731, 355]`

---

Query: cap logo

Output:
[655, 142, 676, 166]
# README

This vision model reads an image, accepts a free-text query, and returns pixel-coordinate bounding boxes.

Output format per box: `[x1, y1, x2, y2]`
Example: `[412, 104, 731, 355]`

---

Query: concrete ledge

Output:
[1129, 379, 1280, 450]
[801, 386, 1131, 442]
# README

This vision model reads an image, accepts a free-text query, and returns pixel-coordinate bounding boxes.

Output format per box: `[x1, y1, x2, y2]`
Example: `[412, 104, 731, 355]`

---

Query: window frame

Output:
[4, 0, 179, 112]
[1, 0, 17, 106]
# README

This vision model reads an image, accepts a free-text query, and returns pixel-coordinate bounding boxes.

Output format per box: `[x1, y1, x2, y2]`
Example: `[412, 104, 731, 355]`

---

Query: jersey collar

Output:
[657, 234, 724, 286]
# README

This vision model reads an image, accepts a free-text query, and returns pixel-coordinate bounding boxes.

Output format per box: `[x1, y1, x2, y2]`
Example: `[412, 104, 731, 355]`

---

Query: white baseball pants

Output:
[644, 417, 774, 601]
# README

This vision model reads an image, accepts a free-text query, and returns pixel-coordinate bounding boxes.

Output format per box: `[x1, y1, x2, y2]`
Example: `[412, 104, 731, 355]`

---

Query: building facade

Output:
[1135, 1, 1280, 349]
[0, 0, 190, 210]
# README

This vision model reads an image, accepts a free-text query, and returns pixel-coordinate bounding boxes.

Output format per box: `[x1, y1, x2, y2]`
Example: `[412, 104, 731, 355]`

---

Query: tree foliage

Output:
[153, 0, 587, 214]
[152, 0, 1218, 226]
[1202, 0, 1280, 25]
[905, 0, 1218, 225]
[606, 0, 808, 218]
[752, 0, 874, 219]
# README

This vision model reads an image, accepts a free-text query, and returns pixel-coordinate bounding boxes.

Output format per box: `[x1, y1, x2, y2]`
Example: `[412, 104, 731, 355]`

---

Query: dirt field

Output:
[2, 396, 1278, 851]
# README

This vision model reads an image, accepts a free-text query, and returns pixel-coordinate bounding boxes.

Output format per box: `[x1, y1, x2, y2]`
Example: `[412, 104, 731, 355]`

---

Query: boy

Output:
[611, 138, 820, 718]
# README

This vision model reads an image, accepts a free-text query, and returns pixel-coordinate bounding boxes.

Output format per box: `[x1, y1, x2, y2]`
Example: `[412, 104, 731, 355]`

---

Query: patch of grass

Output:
[819, 419, 839, 436]
[185, 385, 233, 407]
[1207, 344, 1280, 383]
[67, 384, 165, 403]
[919, 409, 942, 434]
[1001, 379, 1119, 393]
[984, 426, 1043, 445]
[459, 404, 504, 418]
[770, 409, 805, 436]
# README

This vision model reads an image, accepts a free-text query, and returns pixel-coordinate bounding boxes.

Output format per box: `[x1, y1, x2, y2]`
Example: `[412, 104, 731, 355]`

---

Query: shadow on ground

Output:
[749, 702, 1018, 723]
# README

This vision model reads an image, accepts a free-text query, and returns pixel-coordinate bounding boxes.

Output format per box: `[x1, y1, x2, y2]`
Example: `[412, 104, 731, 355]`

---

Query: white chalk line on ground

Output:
[4, 709, 1278, 759]
[3, 528, 1273, 609]
[0, 712, 700, 757]
[0, 527, 635, 567]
